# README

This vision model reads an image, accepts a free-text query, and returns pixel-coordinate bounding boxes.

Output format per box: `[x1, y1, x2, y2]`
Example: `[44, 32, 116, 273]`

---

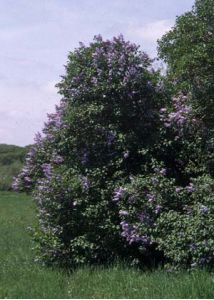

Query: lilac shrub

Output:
[14, 35, 163, 267]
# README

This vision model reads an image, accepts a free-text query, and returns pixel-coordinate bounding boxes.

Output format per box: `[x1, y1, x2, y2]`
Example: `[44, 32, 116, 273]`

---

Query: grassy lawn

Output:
[0, 191, 213, 298]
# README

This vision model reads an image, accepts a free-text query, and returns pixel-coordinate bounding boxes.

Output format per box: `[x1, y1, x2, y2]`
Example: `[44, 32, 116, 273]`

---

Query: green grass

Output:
[0, 191, 213, 298]
[0, 192, 69, 299]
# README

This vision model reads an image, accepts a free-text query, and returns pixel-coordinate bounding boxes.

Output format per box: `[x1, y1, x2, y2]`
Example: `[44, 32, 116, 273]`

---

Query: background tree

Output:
[0, 144, 28, 191]
[158, 0, 214, 128]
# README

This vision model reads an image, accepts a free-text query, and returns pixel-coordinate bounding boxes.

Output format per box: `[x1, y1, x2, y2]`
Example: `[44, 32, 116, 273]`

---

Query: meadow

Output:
[0, 191, 213, 299]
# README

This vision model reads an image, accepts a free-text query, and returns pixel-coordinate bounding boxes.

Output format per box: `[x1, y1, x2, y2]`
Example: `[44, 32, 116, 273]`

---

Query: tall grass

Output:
[0, 191, 213, 298]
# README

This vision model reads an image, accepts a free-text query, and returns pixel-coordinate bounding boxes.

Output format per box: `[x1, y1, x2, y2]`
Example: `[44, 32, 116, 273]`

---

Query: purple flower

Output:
[155, 205, 162, 214]
[120, 221, 129, 229]
[160, 108, 167, 113]
[161, 93, 194, 130]
[27, 147, 36, 158]
[189, 243, 197, 251]
[42, 163, 52, 179]
[81, 176, 90, 192]
[119, 210, 129, 216]
[151, 177, 159, 185]
[106, 131, 115, 146]
[12, 177, 19, 191]
[186, 183, 195, 193]
[112, 187, 126, 202]
[120, 220, 151, 245]
[45, 112, 62, 129]
[51, 153, 64, 164]
[160, 168, 166, 176]
[34, 132, 43, 145]
[139, 235, 151, 245]
[81, 148, 89, 165]
[46, 133, 55, 142]
[24, 176, 32, 183]
[79, 41, 85, 48]
[128, 194, 137, 203]
[91, 77, 98, 85]
[139, 212, 146, 222]
[147, 81, 152, 88]
[164, 122, 171, 128]
[94, 34, 103, 42]
[200, 205, 209, 214]
[123, 151, 129, 159]
[175, 187, 183, 193]
[146, 193, 155, 203]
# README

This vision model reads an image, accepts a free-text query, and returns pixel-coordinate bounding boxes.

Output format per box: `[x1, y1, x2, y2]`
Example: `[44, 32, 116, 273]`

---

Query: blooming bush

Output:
[14, 35, 213, 269]
[14, 35, 163, 267]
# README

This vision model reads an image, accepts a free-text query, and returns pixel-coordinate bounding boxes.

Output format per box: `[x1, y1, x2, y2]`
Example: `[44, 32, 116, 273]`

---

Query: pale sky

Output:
[0, 0, 195, 146]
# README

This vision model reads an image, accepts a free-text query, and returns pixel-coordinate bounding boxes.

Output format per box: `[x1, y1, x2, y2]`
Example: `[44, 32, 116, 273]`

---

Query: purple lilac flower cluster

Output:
[13, 99, 66, 192]
[160, 93, 196, 137]
[112, 187, 127, 202]
[51, 152, 64, 164]
[175, 182, 195, 194]
[80, 176, 90, 192]
[120, 221, 150, 245]
[145, 192, 162, 214]
[43, 99, 68, 138]
[42, 163, 52, 179]
[200, 205, 209, 214]
[66, 34, 151, 102]
[12, 141, 39, 191]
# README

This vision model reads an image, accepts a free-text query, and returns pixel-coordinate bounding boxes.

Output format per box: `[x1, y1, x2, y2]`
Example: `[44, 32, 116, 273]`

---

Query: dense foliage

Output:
[158, 0, 214, 129]
[0, 144, 27, 190]
[14, 15, 213, 270]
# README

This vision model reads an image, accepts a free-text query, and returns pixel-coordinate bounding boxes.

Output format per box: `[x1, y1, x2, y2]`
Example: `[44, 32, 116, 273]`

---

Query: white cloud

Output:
[127, 19, 173, 43]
